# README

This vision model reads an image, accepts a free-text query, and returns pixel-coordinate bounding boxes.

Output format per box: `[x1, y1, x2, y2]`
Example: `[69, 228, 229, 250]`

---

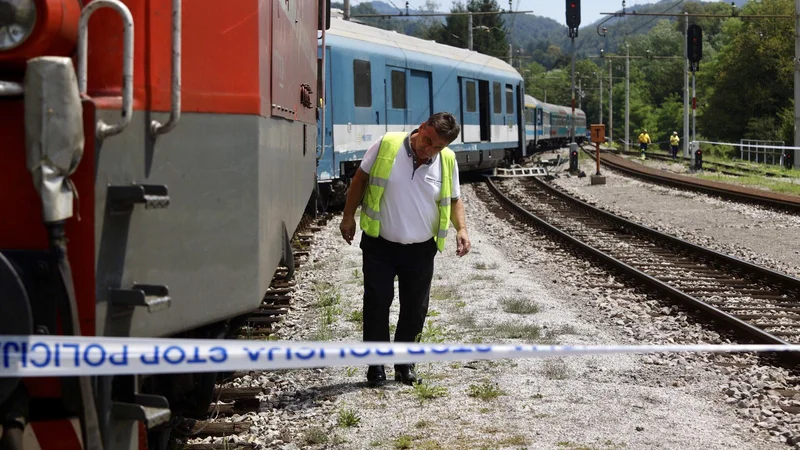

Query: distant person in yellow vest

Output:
[339, 112, 471, 387]
[638, 129, 651, 160]
[669, 131, 680, 160]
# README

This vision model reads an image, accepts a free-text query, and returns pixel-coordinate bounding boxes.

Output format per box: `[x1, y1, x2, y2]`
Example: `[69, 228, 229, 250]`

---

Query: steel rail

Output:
[581, 146, 800, 213]
[597, 146, 789, 178]
[485, 177, 800, 356]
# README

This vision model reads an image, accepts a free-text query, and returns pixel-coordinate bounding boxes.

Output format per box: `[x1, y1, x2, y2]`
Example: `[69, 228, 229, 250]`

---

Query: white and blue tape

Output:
[0, 335, 799, 377]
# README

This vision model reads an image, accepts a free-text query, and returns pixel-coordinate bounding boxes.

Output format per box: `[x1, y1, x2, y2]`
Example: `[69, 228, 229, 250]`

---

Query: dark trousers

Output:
[359, 234, 437, 345]
[671, 145, 678, 159]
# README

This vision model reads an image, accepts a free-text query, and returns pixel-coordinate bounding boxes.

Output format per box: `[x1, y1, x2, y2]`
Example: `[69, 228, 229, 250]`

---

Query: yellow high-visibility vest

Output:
[670, 135, 680, 146]
[359, 132, 455, 252]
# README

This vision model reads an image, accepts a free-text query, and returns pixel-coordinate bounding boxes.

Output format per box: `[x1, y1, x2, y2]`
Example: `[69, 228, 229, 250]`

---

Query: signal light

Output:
[566, 0, 581, 32]
[569, 149, 579, 171]
[687, 24, 702, 64]
[694, 148, 703, 170]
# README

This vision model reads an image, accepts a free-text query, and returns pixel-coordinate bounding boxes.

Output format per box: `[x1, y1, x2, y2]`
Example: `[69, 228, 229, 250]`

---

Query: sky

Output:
[353, 0, 653, 27]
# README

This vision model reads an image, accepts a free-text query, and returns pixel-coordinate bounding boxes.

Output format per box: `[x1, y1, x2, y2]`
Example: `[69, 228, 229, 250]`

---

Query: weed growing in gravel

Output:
[499, 435, 528, 446]
[473, 262, 499, 270]
[427, 309, 440, 317]
[454, 300, 467, 308]
[303, 426, 329, 445]
[345, 367, 358, 377]
[431, 285, 459, 301]
[416, 321, 447, 343]
[541, 359, 570, 380]
[543, 324, 578, 338]
[394, 435, 413, 449]
[415, 420, 433, 429]
[494, 322, 541, 340]
[337, 407, 361, 427]
[499, 297, 540, 314]
[317, 287, 341, 308]
[470, 274, 496, 282]
[313, 284, 343, 340]
[467, 381, 506, 400]
[347, 310, 363, 323]
[411, 382, 448, 402]
[417, 440, 441, 450]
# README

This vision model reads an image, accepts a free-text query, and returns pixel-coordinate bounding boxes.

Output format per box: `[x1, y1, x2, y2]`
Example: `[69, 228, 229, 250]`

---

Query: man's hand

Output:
[340, 216, 356, 244]
[455, 229, 471, 257]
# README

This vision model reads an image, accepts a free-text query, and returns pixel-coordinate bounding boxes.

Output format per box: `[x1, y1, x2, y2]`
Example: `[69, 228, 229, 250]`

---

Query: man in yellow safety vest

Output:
[339, 112, 471, 386]
[669, 131, 680, 160]
[638, 129, 651, 160]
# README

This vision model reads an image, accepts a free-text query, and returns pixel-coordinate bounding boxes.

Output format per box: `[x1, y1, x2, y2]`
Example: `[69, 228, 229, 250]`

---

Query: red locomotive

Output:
[0, 0, 328, 448]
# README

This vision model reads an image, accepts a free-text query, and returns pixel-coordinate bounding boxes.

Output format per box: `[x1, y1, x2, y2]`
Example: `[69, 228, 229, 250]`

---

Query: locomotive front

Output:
[0, 0, 328, 448]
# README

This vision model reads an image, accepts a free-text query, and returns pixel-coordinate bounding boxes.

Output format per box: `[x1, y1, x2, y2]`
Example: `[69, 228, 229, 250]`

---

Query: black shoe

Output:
[366, 365, 386, 386]
[394, 364, 421, 385]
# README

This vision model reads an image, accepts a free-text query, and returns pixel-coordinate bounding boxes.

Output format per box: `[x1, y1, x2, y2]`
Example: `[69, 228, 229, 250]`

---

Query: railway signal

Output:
[566, 0, 580, 36]
[569, 148, 579, 172]
[687, 24, 702, 71]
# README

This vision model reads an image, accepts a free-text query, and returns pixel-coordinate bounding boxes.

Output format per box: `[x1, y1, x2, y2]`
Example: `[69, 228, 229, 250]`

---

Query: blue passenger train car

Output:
[524, 94, 587, 153]
[317, 18, 525, 208]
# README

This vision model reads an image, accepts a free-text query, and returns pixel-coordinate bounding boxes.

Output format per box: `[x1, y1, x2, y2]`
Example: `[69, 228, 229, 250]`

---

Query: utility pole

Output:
[609, 63, 613, 146]
[468, 13, 473, 50]
[571, 39, 576, 144]
[344, 0, 350, 20]
[578, 78, 582, 110]
[683, 12, 690, 157]
[598, 72, 603, 126]
[625, 42, 630, 152]
[795, 0, 799, 162]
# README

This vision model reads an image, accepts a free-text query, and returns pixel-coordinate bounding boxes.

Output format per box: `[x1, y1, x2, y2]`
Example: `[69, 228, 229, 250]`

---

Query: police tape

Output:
[1, 335, 800, 377]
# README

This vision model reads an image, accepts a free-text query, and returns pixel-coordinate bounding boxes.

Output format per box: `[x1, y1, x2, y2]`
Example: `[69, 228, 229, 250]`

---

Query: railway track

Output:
[576, 144, 800, 214]
[484, 176, 800, 362]
[604, 147, 790, 178]
[178, 212, 332, 450]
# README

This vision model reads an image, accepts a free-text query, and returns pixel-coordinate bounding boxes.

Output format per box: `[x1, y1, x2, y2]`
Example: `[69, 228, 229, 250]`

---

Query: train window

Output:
[525, 108, 533, 125]
[391, 70, 406, 109]
[505, 85, 513, 114]
[466, 81, 476, 112]
[493, 82, 501, 114]
[353, 60, 371, 107]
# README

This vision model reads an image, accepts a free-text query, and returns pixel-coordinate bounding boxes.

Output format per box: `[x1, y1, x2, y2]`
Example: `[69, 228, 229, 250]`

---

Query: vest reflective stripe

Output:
[359, 131, 455, 252]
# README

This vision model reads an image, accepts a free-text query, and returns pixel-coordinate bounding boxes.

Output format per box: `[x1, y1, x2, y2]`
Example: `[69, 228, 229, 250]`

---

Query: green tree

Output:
[426, 0, 509, 58]
[699, 0, 794, 144]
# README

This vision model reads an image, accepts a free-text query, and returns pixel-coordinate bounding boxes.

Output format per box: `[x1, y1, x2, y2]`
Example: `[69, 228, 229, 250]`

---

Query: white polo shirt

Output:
[359, 130, 461, 244]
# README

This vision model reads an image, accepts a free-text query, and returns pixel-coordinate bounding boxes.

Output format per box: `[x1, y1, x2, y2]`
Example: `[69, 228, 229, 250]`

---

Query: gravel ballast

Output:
[188, 173, 800, 449]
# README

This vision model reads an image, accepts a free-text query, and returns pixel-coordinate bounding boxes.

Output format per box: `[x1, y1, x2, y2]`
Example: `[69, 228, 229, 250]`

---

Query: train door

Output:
[491, 81, 506, 142]
[316, 46, 335, 181]
[478, 80, 490, 141]
[459, 77, 480, 142]
[516, 84, 525, 156]
[385, 65, 407, 132]
[408, 70, 432, 127]
[504, 83, 517, 148]
[323, 48, 334, 173]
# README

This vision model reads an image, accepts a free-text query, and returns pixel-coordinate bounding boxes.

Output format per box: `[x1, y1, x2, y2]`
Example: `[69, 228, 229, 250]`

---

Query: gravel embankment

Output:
[550, 152, 800, 277]
[187, 174, 800, 450]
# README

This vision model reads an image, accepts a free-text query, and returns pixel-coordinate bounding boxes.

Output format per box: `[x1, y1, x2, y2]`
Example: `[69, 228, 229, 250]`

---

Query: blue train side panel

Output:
[524, 94, 587, 152]
[317, 18, 524, 207]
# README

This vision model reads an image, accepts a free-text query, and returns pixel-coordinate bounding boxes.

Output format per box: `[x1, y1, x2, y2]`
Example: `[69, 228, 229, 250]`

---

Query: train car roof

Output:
[524, 94, 586, 117]
[325, 18, 521, 79]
